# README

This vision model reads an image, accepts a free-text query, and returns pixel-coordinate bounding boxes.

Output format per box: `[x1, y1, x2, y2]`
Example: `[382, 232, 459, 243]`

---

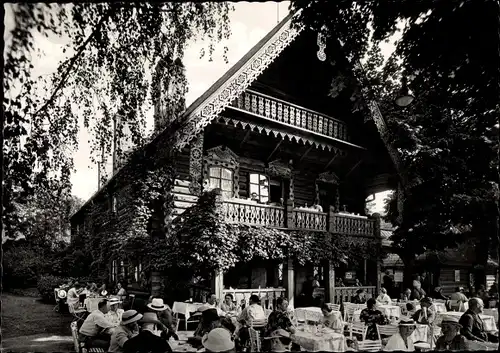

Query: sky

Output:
[5, 1, 392, 214]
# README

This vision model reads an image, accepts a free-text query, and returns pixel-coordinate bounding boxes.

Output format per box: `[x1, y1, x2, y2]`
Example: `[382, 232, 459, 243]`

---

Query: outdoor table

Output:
[84, 297, 106, 312]
[437, 311, 498, 332]
[292, 325, 346, 352]
[387, 323, 428, 342]
[295, 307, 340, 323]
[431, 302, 447, 313]
[377, 304, 401, 319]
[484, 308, 498, 322]
[172, 302, 204, 321]
[467, 341, 499, 351]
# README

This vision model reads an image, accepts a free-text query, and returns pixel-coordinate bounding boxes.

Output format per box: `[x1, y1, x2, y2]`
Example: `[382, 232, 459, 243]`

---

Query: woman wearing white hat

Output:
[435, 315, 467, 351]
[147, 298, 177, 337]
[109, 310, 143, 353]
[384, 318, 417, 351]
[105, 297, 124, 327]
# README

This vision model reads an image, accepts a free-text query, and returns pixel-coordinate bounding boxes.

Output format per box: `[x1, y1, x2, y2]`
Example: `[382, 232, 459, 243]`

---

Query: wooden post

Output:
[328, 206, 335, 233]
[151, 271, 162, 297]
[212, 271, 224, 301]
[364, 259, 367, 285]
[284, 259, 295, 308]
[286, 199, 294, 229]
[325, 260, 336, 304]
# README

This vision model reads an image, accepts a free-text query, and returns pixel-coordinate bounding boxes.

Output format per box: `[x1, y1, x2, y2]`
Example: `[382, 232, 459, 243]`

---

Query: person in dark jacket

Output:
[430, 286, 449, 300]
[459, 298, 498, 343]
[410, 280, 426, 300]
[352, 288, 367, 304]
[123, 314, 172, 353]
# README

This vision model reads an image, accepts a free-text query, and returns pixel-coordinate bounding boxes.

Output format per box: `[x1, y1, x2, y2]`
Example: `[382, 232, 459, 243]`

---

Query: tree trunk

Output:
[400, 253, 417, 290]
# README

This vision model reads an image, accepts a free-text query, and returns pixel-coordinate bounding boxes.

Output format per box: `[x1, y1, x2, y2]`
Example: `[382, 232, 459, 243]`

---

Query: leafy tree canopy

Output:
[290, 0, 499, 267]
[3, 2, 233, 236]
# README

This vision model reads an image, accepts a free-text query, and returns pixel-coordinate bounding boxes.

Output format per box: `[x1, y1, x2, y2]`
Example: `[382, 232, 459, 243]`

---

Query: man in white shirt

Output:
[79, 299, 115, 350]
[238, 294, 266, 325]
[384, 318, 416, 352]
[67, 282, 83, 309]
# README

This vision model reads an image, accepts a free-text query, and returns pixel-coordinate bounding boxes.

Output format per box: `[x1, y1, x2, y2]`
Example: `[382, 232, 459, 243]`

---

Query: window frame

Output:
[248, 173, 270, 203]
[208, 166, 234, 199]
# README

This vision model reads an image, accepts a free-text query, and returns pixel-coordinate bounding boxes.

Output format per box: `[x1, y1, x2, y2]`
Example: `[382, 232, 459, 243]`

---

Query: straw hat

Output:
[57, 289, 67, 299]
[140, 312, 162, 326]
[439, 315, 462, 328]
[202, 328, 235, 352]
[147, 298, 169, 311]
[108, 297, 122, 306]
[121, 310, 143, 325]
[263, 329, 291, 340]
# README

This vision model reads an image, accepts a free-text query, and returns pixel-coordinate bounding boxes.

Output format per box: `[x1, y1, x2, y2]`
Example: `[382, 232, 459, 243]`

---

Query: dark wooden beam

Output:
[344, 159, 363, 179]
[267, 139, 283, 162]
[324, 152, 340, 171]
[239, 129, 252, 149]
[298, 145, 314, 163]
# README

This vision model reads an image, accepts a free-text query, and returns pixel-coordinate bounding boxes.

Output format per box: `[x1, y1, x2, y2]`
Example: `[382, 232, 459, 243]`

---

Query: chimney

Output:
[153, 54, 187, 133]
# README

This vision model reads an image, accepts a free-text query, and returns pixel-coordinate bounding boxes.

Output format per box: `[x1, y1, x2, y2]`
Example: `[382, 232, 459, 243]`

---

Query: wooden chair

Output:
[248, 326, 261, 352]
[449, 300, 465, 312]
[357, 340, 383, 352]
[348, 322, 368, 340]
[70, 321, 83, 353]
[174, 311, 200, 331]
[69, 303, 86, 322]
[327, 303, 341, 311]
[376, 324, 398, 340]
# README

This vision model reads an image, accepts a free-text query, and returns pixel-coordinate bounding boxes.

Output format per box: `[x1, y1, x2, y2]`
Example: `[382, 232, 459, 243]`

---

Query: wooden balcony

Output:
[230, 89, 351, 143]
[220, 198, 379, 237]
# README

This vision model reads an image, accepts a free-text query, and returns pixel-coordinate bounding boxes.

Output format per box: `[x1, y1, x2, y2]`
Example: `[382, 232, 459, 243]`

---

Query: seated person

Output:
[238, 294, 266, 326]
[450, 287, 468, 311]
[476, 285, 490, 308]
[191, 308, 222, 347]
[67, 281, 83, 309]
[202, 327, 235, 353]
[221, 293, 237, 313]
[320, 303, 343, 331]
[410, 281, 426, 301]
[401, 288, 412, 302]
[265, 298, 295, 336]
[360, 298, 388, 340]
[146, 298, 177, 338]
[459, 298, 498, 343]
[431, 286, 449, 300]
[352, 288, 367, 304]
[406, 302, 417, 317]
[79, 300, 115, 350]
[412, 297, 435, 325]
[311, 201, 323, 212]
[198, 293, 225, 316]
[109, 310, 142, 353]
[355, 279, 363, 287]
[435, 315, 468, 351]
[105, 297, 125, 327]
[264, 329, 292, 353]
[376, 287, 392, 305]
[123, 313, 173, 353]
[384, 318, 416, 351]
[116, 282, 127, 300]
[97, 283, 108, 296]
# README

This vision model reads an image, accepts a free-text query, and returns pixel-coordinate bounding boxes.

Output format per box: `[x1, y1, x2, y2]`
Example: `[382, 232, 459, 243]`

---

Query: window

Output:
[249, 173, 269, 203]
[209, 167, 233, 199]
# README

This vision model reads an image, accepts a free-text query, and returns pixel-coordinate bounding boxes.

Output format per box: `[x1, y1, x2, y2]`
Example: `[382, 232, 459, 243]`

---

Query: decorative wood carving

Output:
[316, 171, 340, 185]
[203, 145, 240, 198]
[266, 159, 292, 179]
[189, 133, 204, 195]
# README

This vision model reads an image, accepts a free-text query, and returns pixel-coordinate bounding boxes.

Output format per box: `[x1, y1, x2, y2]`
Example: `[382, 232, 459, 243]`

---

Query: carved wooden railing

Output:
[291, 209, 328, 231]
[333, 286, 376, 304]
[222, 288, 286, 310]
[222, 200, 285, 228]
[330, 213, 375, 237]
[230, 89, 350, 142]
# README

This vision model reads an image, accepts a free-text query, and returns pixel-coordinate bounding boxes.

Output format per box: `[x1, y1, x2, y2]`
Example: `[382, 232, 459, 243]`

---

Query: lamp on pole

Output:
[394, 76, 414, 108]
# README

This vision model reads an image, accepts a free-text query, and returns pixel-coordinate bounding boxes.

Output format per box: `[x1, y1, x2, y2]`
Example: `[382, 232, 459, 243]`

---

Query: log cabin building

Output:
[71, 15, 402, 307]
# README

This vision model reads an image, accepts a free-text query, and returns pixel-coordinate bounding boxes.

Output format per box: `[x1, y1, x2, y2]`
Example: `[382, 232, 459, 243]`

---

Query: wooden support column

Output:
[286, 199, 294, 228]
[151, 271, 162, 297]
[325, 261, 336, 304]
[364, 259, 368, 285]
[284, 259, 295, 308]
[212, 271, 224, 301]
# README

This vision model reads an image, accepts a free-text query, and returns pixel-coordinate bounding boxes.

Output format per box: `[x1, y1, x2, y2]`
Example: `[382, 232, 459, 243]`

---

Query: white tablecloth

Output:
[483, 309, 498, 322]
[292, 326, 346, 352]
[386, 323, 428, 342]
[295, 307, 323, 322]
[172, 302, 204, 321]
[431, 302, 447, 313]
[377, 305, 401, 319]
[438, 311, 498, 332]
[84, 297, 106, 312]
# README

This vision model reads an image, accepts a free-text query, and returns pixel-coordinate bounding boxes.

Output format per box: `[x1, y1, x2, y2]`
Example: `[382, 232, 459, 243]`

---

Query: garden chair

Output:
[327, 303, 341, 311]
[69, 303, 86, 323]
[376, 323, 398, 345]
[248, 326, 261, 352]
[348, 322, 368, 340]
[357, 339, 383, 352]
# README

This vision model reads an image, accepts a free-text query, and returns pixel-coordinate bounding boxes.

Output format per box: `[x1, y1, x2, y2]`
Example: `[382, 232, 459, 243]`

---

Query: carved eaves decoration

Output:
[172, 16, 302, 152]
[266, 159, 292, 179]
[316, 171, 340, 185]
[203, 145, 240, 198]
[188, 133, 204, 195]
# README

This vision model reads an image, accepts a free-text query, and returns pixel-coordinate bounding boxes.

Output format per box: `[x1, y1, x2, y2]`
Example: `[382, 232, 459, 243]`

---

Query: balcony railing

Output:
[292, 208, 328, 231]
[221, 200, 285, 228]
[230, 89, 350, 142]
[220, 198, 378, 237]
